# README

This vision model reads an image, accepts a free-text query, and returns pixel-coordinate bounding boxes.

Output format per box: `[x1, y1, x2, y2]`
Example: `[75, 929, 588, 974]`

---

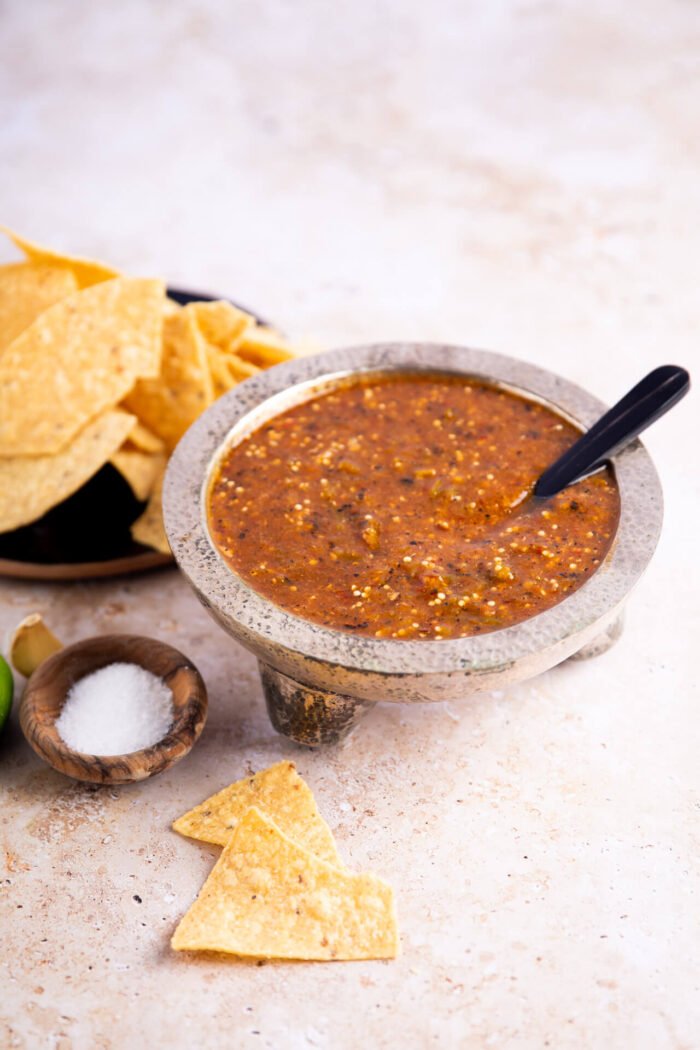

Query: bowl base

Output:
[567, 611, 625, 661]
[259, 611, 626, 746]
[259, 662, 374, 747]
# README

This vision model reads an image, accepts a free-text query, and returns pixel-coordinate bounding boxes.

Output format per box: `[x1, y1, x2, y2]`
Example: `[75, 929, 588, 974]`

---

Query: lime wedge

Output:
[0, 655, 13, 733]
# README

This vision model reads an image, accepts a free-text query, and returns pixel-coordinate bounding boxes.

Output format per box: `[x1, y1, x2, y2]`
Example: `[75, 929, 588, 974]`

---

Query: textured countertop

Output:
[1, 3, 698, 1048]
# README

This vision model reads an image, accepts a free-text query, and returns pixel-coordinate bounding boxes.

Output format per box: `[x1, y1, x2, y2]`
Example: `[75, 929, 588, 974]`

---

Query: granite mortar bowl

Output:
[164, 344, 663, 747]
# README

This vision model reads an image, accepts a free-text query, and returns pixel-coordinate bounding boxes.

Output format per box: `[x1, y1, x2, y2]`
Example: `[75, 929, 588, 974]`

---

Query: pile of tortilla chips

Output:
[171, 761, 398, 962]
[0, 228, 299, 554]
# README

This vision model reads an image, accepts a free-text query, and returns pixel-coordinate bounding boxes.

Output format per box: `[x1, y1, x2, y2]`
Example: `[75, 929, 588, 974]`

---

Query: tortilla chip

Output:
[237, 325, 295, 367]
[0, 410, 136, 533]
[0, 262, 78, 351]
[172, 760, 341, 865]
[123, 421, 165, 454]
[0, 278, 164, 457]
[130, 468, 169, 554]
[2, 226, 119, 288]
[206, 344, 260, 397]
[171, 806, 398, 961]
[206, 345, 235, 398]
[124, 306, 213, 450]
[190, 300, 254, 352]
[110, 446, 166, 501]
[225, 352, 260, 381]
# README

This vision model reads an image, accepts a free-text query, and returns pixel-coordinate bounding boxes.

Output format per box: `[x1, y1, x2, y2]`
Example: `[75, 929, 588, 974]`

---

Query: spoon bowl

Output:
[19, 634, 208, 784]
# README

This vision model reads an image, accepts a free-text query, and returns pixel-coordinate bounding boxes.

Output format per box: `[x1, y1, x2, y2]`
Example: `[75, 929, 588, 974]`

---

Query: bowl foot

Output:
[568, 611, 625, 661]
[259, 662, 374, 747]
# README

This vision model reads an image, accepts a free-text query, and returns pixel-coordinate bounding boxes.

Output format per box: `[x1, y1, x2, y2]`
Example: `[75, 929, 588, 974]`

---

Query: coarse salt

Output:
[55, 662, 173, 756]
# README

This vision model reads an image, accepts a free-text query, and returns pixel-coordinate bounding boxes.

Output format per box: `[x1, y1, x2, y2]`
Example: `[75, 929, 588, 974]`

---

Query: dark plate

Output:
[0, 286, 259, 581]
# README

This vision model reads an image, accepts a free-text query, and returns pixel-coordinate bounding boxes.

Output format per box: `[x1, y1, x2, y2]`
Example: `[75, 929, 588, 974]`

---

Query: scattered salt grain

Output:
[55, 662, 173, 755]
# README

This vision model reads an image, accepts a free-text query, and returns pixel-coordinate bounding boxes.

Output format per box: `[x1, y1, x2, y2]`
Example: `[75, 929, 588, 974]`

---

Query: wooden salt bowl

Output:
[19, 634, 208, 785]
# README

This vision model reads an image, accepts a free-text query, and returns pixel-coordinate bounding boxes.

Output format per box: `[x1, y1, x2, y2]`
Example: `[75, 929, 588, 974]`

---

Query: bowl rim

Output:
[164, 343, 663, 677]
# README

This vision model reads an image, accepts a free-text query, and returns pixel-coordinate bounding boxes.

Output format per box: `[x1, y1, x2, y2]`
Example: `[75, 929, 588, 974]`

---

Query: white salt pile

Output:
[55, 662, 173, 755]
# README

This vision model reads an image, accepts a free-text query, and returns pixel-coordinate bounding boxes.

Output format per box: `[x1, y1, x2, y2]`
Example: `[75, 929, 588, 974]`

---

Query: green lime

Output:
[0, 655, 13, 733]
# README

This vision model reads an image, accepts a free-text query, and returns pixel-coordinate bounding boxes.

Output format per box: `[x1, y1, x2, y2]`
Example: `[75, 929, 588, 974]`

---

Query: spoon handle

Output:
[534, 364, 690, 499]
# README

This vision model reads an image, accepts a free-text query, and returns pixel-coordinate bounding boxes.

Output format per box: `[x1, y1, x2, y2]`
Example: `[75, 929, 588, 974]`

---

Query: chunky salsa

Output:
[208, 373, 620, 640]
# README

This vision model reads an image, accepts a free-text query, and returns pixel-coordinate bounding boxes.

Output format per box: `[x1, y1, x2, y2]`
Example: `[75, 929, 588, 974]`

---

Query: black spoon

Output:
[532, 364, 690, 500]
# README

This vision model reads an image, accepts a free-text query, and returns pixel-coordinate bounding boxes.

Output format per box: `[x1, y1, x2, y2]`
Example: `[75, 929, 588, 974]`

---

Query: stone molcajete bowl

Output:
[164, 344, 663, 747]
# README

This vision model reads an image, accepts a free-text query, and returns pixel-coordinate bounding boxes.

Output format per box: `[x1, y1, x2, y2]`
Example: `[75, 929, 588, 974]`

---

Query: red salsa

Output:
[208, 373, 620, 640]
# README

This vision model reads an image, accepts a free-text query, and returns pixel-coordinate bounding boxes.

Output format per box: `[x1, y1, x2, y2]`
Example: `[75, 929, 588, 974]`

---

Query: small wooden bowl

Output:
[19, 634, 208, 785]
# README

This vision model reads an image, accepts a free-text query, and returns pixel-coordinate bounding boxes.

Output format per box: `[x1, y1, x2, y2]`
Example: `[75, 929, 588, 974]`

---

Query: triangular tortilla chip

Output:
[206, 344, 260, 398]
[124, 306, 213, 450]
[110, 446, 166, 501]
[123, 420, 165, 454]
[172, 760, 341, 866]
[171, 807, 398, 961]
[222, 351, 260, 381]
[0, 262, 78, 351]
[0, 410, 136, 533]
[206, 344, 235, 398]
[189, 300, 253, 352]
[2, 226, 119, 288]
[237, 325, 295, 367]
[130, 469, 169, 554]
[0, 277, 164, 456]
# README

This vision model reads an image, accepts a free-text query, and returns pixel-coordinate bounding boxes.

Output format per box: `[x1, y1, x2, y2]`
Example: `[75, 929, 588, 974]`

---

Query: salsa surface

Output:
[208, 373, 620, 640]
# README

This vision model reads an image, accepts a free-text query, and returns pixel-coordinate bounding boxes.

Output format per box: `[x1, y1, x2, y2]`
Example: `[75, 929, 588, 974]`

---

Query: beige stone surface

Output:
[1, 2, 698, 1047]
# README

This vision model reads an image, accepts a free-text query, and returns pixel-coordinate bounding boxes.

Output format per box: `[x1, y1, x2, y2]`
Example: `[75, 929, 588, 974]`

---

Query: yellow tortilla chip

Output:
[123, 421, 165, 454]
[171, 806, 398, 961]
[110, 446, 166, 501]
[0, 410, 136, 533]
[0, 262, 78, 351]
[130, 469, 169, 553]
[225, 352, 260, 381]
[124, 306, 213, 450]
[190, 300, 254, 352]
[206, 345, 235, 398]
[2, 226, 119, 288]
[0, 277, 164, 457]
[237, 325, 296, 367]
[172, 760, 341, 865]
[206, 345, 260, 398]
